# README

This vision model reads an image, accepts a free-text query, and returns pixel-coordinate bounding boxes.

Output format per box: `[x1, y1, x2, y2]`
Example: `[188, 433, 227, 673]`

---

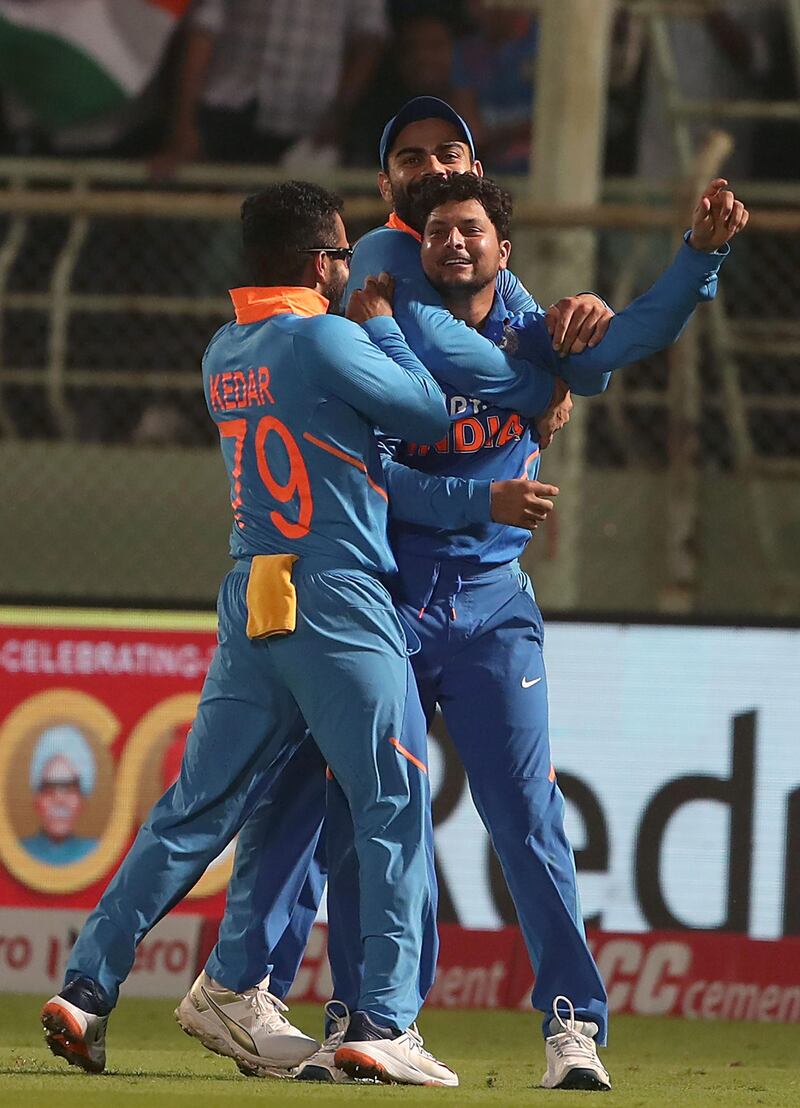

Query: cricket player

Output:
[40, 179, 461, 1087]
[175, 143, 743, 1092]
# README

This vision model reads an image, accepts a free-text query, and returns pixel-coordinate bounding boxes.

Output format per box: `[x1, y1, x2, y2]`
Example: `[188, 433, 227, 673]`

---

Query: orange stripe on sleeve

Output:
[303, 432, 389, 501]
[389, 737, 428, 775]
[523, 448, 540, 473]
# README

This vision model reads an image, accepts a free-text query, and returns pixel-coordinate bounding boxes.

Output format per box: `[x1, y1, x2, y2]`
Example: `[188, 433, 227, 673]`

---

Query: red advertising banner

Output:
[277, 922, 800, 1023]
[3, 608, 800, 1024]
[0, 609, 226, 916]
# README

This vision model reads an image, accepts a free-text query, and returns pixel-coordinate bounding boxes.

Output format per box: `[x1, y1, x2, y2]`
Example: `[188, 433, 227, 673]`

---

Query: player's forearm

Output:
[559, 234, 729, 388]
[382, 457, 491, 530]
[396, 295, 555, 417]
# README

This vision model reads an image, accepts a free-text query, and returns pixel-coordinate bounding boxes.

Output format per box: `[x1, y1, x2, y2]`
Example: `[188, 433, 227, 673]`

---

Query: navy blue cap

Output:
[379, 96, 476, 170]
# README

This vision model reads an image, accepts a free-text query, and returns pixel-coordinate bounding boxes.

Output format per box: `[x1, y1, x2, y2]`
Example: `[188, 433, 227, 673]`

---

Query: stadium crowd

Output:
[0, 0, 796, 451]
[0, 0, 795, 180]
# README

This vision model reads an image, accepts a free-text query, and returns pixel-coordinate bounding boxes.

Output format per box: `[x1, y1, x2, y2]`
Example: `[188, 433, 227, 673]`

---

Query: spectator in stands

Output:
[152, 0, 389, 174]
[451, 0, 539, 174]
[604, 9, 647, 177]
[346, 7, 479, 166]
[0, 0, 189, 157]
[751, 3, 799, 179]
[636, 3, 773, 181]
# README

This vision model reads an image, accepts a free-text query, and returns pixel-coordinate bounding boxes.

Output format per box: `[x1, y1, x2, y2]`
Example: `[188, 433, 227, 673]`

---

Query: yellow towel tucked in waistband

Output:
[246, 554, 299, 639]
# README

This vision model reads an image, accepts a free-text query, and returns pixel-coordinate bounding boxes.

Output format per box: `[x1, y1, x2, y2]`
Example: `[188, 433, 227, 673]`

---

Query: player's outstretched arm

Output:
[552, 179, 747, 392]
[348, 229, 612, 414]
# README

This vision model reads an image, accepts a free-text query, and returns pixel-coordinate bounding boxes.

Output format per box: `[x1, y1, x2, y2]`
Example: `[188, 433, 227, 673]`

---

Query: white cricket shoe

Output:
[541, 995, 611, 1091]
[175, 971, 318, 1078]
[41, 978, 110, 1074]
[294, 1000, 358, 1083]
[334, 1010, 459, 1087]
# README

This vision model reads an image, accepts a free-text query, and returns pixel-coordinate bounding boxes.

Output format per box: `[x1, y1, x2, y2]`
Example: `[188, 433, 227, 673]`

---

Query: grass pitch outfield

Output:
[2, 995, 799, 1107]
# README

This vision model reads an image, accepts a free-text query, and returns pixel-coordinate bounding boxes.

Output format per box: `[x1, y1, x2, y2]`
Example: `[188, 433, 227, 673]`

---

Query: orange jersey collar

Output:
[385, 212, 422, 242]
[229, 286, 329, 324]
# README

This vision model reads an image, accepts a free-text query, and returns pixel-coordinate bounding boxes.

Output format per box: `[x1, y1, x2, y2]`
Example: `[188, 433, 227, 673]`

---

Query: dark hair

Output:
[415, 173, 513, 240]
[240, 181, 344, 285]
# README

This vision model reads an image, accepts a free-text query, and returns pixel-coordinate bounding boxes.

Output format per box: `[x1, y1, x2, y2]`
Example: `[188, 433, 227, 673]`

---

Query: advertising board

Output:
[2, 608, 799, 1014]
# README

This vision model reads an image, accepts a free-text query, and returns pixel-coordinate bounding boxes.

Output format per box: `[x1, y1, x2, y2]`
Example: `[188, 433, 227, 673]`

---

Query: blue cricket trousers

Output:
[66, 561, 433, 1032]
[389, 554, 609, 1042]
[205, 556, 608, 1041]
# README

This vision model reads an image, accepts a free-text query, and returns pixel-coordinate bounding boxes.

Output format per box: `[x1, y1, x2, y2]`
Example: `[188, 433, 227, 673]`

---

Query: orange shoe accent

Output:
[41, 1001, 101, 1072]
[389, 736, 428, 775]
[334, 1046, 392, 1084]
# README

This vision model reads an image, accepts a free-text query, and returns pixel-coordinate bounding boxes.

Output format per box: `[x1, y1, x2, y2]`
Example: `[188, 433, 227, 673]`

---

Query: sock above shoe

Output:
[547, 1015, 599, 1039]
[60, 977, 112, 1017]
[343, 1011, 402, 1042]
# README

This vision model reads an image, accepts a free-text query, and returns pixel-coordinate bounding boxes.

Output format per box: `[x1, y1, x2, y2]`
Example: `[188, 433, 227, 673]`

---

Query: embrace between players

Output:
[41, 97, 747, 1090]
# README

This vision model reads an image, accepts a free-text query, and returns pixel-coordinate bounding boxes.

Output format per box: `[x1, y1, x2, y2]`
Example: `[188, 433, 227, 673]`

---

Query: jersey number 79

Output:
[220, 416, 313, 540]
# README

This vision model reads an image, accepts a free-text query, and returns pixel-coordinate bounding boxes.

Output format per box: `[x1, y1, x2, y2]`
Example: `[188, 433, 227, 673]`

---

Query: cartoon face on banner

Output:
[0, 688, 233, 898]
[20, 723, 107, 865]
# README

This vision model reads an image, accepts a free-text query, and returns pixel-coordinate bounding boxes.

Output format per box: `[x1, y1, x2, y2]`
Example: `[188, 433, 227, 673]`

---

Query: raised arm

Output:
[552, 235, 728, 393]
[520, 178, 747, 393]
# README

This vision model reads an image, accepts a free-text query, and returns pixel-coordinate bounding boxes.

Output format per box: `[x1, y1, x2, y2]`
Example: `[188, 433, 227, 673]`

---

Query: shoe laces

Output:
[548, 995, 598, 1063]
[405, 1023, 437, 1062]
[249, 984, 290, 1031]
[319, 1001, 350, 1054]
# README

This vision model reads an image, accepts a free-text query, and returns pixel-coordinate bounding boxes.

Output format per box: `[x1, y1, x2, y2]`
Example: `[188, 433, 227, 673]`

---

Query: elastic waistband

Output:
[232, 557, 384, 582]
[395, 554, 521, 586]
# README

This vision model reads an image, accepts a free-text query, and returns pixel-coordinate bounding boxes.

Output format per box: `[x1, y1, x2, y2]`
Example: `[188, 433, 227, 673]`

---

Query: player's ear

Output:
[472, 159, 484, 179]
[378, 171, 393, 204]
[304, 252, 327, 290]
[498, 238, 511, 270]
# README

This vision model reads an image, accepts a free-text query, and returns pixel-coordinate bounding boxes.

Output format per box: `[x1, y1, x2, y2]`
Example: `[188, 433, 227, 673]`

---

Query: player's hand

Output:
[689, 178, 749, 252]
[545, 293, 613, 356]
[346, 273, 395, 322]
[535, 378, 573, 449]
[490, 478, 559, 530]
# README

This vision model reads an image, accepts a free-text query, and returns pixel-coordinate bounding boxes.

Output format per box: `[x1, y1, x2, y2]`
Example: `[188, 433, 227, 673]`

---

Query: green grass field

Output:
[2, 994, 799, 1107]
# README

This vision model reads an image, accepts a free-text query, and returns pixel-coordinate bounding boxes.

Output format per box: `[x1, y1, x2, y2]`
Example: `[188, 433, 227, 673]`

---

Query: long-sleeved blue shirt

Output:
[370, 234, 729, 567]
[204, 285, 449, 575]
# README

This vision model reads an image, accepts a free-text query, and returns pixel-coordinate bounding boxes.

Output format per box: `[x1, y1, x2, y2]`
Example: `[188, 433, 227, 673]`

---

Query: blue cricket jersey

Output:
[203, 286, 449, 575]
[347, 225, 729, 567]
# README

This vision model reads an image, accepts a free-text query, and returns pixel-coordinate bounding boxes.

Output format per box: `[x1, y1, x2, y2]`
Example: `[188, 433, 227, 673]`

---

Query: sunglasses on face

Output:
[299, 247, 354, 264]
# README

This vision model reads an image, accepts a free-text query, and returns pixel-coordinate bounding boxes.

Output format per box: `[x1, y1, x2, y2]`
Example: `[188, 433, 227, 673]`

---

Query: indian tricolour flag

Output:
[0, 0, 191, 129]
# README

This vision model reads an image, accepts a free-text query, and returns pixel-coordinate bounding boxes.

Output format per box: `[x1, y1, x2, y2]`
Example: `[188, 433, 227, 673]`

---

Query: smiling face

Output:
[421, 198, 510, 300]
[378, 118, 482, 230]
